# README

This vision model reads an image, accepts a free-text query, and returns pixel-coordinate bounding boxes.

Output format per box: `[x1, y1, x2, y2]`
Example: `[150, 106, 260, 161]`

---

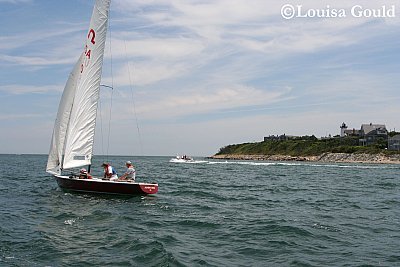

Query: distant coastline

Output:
[212, 134, 400, 164]
[210, 152, 400, 164]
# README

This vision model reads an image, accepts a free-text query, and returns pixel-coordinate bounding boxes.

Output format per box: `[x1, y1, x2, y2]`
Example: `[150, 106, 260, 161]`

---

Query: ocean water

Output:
[0, 154, 399, 266]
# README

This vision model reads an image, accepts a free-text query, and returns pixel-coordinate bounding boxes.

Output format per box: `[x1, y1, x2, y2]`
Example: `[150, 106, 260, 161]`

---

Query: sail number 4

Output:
[81, 29, 96, 73]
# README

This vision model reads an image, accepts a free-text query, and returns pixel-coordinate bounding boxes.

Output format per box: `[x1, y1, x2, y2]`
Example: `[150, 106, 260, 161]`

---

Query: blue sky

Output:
[1, 0, 399, 156]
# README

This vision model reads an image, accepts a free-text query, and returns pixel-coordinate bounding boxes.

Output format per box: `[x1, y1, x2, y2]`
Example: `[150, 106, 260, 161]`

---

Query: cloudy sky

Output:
[1, 0, 399, 156]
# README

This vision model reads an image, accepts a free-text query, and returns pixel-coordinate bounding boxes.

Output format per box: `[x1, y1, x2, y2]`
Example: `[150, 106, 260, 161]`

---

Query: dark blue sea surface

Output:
[0, 154, 399, 266]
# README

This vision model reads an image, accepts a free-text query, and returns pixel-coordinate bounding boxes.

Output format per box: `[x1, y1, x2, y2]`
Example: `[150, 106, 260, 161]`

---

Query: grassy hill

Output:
[216, 136, 396, 157]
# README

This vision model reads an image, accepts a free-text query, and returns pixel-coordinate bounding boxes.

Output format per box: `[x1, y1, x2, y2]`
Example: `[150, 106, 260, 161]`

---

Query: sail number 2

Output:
[88, 29, 96, 44]
[81, 29, 96, 73]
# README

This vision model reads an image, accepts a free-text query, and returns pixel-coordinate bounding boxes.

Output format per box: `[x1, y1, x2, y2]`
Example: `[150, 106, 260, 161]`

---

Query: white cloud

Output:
[164, 85, 287, 110]
[0, 84, 62, 94]
[107, 84, 292, 122]
[0, 113, 42, 121]
[0, 0, 31, 3]
[110, 37, 205, 60]
[106, 61, 188, 87]
[0, 25, 85, 67]
[0, 54, 74, 66]
[0, 25, 84, 51]
[131, 1, 398, 52]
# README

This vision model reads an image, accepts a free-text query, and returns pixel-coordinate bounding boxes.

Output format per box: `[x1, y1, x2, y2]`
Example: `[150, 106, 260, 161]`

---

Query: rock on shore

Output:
[210, 153, 400, 164]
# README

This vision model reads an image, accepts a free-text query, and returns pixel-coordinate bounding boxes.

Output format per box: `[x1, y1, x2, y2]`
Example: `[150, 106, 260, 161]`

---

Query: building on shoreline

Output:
[359, 123, 388, 146]
[264, 134, 299, 141]
[340, 122, 360, 137]
[263, 122, 399, 150]
[388, 135, 400, 151]
[340, 122, 388, 146]
[263, 134, 320, 142]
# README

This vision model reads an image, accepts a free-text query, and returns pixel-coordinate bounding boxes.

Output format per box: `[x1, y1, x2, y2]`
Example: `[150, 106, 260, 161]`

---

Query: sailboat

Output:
[46, 0, 158, 195]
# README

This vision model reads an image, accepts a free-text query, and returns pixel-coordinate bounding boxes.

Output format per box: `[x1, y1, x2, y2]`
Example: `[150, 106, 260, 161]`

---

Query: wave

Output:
[205, 160, 398, 170]
[170, 156, 398, 169]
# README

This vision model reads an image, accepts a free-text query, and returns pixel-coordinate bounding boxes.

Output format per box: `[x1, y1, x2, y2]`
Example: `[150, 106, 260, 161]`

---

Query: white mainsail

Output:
[46, 0, 111, 174]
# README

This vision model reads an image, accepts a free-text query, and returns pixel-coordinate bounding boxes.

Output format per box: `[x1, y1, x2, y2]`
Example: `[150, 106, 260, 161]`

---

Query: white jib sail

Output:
[47, 0, 111, 172]
[46, 55, 83, 175]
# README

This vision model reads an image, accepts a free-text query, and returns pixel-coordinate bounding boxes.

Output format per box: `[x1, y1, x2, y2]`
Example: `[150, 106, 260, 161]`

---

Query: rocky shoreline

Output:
[210, 152, 400, 164]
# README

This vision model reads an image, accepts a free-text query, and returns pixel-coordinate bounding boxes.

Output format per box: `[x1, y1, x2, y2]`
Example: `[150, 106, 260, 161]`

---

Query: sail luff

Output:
[62, 0, 111, 170]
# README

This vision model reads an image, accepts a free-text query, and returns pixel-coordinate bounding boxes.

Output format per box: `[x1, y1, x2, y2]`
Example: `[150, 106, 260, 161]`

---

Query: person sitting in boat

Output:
[102, 162, 118, 181]
[118, 161, 136, 182]
[79, 168, 92, 179]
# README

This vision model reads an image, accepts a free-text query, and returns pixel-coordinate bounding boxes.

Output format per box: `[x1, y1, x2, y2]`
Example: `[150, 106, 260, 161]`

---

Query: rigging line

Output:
[98, 96, 105, 157]
[124, 39, 144, 156]
[106, 9, 115, 161]
[99, 85, 114, 157]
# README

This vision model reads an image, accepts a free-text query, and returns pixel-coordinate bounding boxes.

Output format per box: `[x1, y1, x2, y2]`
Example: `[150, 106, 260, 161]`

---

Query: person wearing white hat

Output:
[118, 161, 136, 182]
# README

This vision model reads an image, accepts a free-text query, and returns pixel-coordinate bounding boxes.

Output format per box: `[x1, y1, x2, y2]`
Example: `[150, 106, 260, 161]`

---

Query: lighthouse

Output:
[340, 122, 348, 137]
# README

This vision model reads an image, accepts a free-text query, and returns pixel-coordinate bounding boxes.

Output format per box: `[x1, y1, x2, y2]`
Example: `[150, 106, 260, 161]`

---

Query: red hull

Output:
[54, 175, 158, 195]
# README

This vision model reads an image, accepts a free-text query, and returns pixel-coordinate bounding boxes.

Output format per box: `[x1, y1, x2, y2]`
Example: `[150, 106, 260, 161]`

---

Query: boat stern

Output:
[139, 183, 158, 194]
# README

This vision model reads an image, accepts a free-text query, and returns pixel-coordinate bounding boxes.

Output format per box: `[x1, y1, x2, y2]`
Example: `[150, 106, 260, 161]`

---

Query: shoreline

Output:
[209, 152, 400, 164]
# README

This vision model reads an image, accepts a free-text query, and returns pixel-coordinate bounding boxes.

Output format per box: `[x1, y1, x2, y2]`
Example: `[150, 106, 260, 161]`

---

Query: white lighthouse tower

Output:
[340, 122, 348, 137]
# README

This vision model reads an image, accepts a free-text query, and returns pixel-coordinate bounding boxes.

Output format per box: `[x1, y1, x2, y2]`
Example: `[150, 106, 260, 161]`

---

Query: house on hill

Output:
[345, 128, 361, 136]
[359, 123, 388, 146]
[264, 134, 299, 141]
